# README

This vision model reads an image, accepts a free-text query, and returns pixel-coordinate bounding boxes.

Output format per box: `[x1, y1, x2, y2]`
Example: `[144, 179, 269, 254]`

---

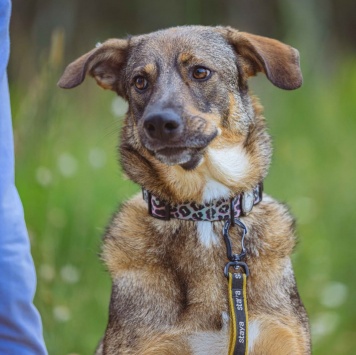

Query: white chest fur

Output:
[196, 177, 230, 248]
[196, 221, 219, 247]
[206, 145, 250, 186]
[197, 143, 250, 248]
[248, 320, 260, 353]
[189, 319, 260, 354]
[203, 178, 231, 202]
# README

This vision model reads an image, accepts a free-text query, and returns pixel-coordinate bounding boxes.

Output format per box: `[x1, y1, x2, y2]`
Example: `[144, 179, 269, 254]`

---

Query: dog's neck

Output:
[142, 182, 263, 222]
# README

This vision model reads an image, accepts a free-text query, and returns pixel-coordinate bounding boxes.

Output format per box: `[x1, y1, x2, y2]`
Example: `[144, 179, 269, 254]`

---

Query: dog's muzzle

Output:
[140, 109, 195, 167]
[143, 110, 183, 143]
[139, 108, 218, 169]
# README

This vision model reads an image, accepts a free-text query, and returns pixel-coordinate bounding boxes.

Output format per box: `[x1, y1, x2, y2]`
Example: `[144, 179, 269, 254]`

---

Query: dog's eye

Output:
[134, 76, 148, 90]
[192, 67, 211, 80]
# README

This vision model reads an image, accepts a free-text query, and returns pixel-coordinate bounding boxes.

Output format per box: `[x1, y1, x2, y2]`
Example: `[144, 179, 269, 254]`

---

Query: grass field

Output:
[11, 51, 356, 354]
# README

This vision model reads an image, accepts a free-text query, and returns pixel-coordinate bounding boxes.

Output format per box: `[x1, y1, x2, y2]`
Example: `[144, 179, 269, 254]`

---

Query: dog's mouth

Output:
[153, 146, 204, 170]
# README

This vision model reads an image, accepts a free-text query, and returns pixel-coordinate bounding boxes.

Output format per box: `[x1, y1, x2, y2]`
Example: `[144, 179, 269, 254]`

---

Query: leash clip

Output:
[223, 219, 249, 278]
[224, 261, 249, 278]
[223, 219, 247, 260]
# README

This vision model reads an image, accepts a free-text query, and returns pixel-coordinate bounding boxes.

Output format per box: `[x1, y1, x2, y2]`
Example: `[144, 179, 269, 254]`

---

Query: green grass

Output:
[12, 57, 356, 354]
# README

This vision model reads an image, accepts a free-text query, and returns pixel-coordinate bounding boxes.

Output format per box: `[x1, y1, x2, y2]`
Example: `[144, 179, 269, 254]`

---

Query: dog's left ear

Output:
[222, 28, 302, 90]
[58, 39, 129, 94]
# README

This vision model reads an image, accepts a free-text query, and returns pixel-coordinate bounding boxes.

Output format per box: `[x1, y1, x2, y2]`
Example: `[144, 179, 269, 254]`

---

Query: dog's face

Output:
[126, 28, 238, 170]
[59, 26, 302, 202]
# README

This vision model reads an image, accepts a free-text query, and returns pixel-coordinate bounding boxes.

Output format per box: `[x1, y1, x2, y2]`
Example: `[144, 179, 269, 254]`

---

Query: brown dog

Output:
[59, 26, 311, 354]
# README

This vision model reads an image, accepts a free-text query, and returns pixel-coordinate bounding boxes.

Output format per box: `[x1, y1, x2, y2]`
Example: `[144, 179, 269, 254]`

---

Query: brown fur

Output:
[59, 26, 310, 354]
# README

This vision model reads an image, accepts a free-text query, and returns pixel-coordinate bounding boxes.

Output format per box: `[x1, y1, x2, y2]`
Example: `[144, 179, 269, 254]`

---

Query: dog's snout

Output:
[143, 111, 183, 141]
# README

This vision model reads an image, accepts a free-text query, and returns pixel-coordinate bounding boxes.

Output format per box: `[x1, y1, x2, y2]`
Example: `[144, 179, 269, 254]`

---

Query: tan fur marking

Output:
[143, 63, 157, 76]
[225, 93, 241, 129]
[163, 165, 206, 202]
[180, 52, 192, 63]
[140, 332, 192, 355]
[252, 318, 308, 355]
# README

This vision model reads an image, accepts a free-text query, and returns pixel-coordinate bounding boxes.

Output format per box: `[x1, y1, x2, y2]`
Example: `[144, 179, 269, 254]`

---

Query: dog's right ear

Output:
[58, 39, 129, 94]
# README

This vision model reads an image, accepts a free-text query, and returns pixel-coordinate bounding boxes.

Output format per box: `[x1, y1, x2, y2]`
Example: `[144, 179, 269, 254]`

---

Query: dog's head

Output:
[59, 26, 302, 202]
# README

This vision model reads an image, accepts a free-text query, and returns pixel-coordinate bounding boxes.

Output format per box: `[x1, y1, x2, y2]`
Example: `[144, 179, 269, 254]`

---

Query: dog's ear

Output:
[223, 28, 302, 90]
[58, 39, 129, 94]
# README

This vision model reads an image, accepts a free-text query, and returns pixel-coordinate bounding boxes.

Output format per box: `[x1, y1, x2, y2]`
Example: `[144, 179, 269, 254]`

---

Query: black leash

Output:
[223, 219, 249, 355]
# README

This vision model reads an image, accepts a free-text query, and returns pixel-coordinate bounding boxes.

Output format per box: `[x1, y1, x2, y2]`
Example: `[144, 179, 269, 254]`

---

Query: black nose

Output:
[143, 111, 183, 141]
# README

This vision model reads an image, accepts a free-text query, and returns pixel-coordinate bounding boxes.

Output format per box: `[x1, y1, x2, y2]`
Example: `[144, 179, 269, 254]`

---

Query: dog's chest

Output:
[104, 195, 297, 331]
[196, 221, 220, 247]
[163, 221, 229, 318]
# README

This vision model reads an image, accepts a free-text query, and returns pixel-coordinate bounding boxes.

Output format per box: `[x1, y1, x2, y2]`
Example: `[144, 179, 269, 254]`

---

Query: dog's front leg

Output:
[101, 270, 193, 355]
[248, 317, 310, 355]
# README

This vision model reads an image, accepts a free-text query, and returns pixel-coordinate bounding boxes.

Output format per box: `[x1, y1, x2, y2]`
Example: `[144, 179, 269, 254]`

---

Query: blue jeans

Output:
[0, 0, 47, 353]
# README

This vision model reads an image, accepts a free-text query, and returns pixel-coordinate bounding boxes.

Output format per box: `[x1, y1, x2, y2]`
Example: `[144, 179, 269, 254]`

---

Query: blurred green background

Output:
[8, 0, 356, 354]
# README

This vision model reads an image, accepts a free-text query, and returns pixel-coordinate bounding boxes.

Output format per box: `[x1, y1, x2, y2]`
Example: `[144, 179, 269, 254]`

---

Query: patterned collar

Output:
[142, 183, 263, 221]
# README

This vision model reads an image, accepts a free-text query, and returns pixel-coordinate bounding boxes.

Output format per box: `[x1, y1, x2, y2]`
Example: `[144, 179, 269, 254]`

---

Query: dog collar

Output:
[142, 182, 263, 221]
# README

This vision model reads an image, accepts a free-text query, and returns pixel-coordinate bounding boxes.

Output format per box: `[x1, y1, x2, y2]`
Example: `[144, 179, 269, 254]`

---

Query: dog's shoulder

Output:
[255, 193, 296, 236]
[247, 193, 297, 257]
[101, 192, 181, 276]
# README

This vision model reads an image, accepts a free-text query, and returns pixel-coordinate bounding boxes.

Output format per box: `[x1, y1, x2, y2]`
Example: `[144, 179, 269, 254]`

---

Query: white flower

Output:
[58, 153, 78, 177]
[60, 264, 80, 284]
[320, 281, 348, 308]
[88, 148, 107, 169]
[39, 264, 55, 282]
[111, 96, 128, 117]
[36, 166, 52, 186]
[53, 305, 71, 322]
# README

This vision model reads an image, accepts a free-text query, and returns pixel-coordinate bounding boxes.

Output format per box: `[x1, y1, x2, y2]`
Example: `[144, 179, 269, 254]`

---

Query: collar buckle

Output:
[144, 189, 171, 220]
[241, 182, 263, 216]
[241, 190, 255, 215]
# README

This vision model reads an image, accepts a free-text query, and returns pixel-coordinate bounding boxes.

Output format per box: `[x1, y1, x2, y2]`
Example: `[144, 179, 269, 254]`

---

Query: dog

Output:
[58, 26, 311, 354]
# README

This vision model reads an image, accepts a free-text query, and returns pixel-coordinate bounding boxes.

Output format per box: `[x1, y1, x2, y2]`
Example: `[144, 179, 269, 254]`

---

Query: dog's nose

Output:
[143, 111, 183, 141]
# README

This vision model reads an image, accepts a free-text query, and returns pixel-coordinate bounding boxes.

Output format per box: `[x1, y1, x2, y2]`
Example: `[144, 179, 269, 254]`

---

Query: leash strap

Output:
[228, 272, 249, 355]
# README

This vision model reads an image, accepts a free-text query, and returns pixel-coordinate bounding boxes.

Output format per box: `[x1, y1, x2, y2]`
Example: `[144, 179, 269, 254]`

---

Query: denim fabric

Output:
[0, 0, 10, 76]
[0, 0, 47, 353]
